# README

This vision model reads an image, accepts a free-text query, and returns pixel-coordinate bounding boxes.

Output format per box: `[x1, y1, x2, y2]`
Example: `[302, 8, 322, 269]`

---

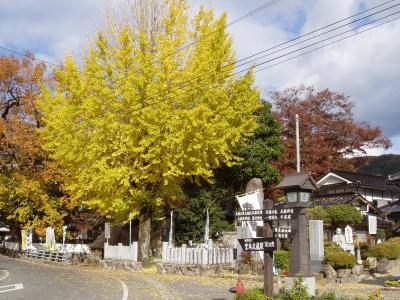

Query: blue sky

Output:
[0, 0, 399, 155]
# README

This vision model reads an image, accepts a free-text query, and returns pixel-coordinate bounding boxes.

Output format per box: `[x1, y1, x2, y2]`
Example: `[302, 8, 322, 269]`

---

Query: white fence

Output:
[104, 242, 138, 261]
[4, 241, 19, 251]
[3, 242, 90, 254]
[162, 242, 234, 265]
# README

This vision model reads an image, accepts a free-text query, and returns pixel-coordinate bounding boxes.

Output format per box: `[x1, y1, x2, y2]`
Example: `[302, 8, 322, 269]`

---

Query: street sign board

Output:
[236, 215, 263, 222]
[263, 208, 294, 220]
[235, 208, 294, 221]
[238, 237, 277, 252]
[273, 226, 292, 239]
[105, 222, 111, 239]
[235, 210, 263, 217]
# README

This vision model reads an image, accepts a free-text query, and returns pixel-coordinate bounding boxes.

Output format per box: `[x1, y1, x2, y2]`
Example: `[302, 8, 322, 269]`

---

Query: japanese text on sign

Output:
[235, 210, 263, 217]
[238, 238, 277, 252]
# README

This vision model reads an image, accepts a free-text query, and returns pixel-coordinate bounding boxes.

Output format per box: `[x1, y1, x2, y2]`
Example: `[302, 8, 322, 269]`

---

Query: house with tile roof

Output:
[316, 169, 400, 208]
[388, 171, 400, 185]
[314, 169, 400, 239]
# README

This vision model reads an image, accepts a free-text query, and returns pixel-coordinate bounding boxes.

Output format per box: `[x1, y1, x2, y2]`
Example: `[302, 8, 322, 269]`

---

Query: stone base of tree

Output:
[156, 263, 234, 276]
[283, 276, 316, 296]
[99, 260, 143, 272]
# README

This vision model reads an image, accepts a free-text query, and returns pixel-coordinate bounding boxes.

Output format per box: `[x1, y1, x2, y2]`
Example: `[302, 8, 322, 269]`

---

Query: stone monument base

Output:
[283, 276, 316, 296]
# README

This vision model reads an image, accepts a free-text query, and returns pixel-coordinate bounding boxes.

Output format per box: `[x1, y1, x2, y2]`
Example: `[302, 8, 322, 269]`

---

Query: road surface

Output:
[0, 255, 235, 300]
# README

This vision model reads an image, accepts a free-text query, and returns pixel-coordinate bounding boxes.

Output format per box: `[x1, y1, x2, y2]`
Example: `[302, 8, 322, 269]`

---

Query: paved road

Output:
[0, 255, 235, 300]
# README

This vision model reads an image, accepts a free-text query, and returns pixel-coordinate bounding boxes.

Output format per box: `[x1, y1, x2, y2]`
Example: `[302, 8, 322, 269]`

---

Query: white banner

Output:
[236, 190, 262, 238]
[62, 226, 67, 250]
[45, 227, 56, 251]
[27, 228, 33, 250]
[104, 222, 111, 239]
[368, 215, 377, 235]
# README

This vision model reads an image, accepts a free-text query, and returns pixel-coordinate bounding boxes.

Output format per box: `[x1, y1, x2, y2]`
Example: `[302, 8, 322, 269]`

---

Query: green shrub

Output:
[325, 252, 356, 269]
[285, 274, 311, 300]
[316, 292, 337, 300]
[236, 289, 267, 300]
[274, 250, 289, 271]
[377, 228, 386, 241]
[367, 241, 400, 260]
[324, 241, 344, 255]
[387, 237, 400, 245]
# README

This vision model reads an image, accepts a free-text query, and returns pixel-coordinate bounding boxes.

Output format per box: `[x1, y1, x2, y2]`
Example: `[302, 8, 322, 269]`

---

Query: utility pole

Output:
[296, 114, 301, 173]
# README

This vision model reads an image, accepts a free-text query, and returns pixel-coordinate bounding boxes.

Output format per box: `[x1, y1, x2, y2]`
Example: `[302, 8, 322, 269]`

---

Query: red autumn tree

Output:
[0, 53, 76, 235]
[272, 85, 391, 178]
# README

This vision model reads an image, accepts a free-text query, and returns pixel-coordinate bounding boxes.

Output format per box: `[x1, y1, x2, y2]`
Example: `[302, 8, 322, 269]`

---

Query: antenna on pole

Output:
[296, 114, 301, 173]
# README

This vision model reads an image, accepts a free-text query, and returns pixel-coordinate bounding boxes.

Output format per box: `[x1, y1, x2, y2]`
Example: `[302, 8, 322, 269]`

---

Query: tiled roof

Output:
[331, 169, 400, 192]
[389, 171, 400, 183]
[313, 193, 354, 207]
[276, 172, 318, 190]
[380, 200, 400, 214]
[313, 193, 381, 214]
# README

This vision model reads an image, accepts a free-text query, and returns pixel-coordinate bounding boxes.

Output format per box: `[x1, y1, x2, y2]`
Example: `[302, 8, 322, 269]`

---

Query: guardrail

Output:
[24, 250, 68, 263]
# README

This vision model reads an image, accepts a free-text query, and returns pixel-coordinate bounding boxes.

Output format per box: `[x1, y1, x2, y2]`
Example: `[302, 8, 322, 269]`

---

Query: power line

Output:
[0, 46, 61, 67]
[131, 9, 400, 112]
[129, 3, 400, 111]
[131, 0, 282, 70]
[150, 0, 400, 100]
[0, 0, 282, 69]
[254, 14, 400, 74]
[227, 0, 281, 26]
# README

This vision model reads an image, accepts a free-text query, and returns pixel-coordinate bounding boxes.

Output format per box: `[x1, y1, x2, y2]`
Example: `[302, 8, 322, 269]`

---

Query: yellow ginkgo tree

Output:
[39, 0, 261, 264]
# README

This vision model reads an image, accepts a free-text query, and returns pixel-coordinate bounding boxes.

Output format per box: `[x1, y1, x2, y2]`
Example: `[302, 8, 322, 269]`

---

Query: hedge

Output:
[367, 240, 400, 260]
[325, 251, 356, 269]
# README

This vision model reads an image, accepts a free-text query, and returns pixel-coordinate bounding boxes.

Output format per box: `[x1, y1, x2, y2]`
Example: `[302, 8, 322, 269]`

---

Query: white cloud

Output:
[0, 0, 398, 153]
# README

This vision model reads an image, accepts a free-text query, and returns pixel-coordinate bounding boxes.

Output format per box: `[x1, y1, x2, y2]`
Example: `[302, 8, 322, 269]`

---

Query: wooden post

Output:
[264, 199, 274, 297]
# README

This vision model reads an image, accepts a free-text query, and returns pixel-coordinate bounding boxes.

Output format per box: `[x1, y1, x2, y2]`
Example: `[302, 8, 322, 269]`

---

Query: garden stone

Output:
[322, 264, 337, 278]
[367, 257, 377, 269]
[325, 278, 336, 284]
[352, 265, 363, 275]
[311, 272, 324, 280]
[377, 258, 389, 273]
[336, 269, 351, 278]
[388, 259, 397, 270]
[372, 272, 386, 278]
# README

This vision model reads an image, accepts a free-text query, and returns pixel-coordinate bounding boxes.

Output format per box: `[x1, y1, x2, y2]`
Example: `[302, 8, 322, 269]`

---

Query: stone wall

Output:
[157, 263, 235, 276]
[99, 259, 143, 272]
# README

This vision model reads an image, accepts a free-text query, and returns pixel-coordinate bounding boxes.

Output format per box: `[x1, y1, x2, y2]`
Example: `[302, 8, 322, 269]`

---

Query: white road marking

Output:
[111, 277, 129, 300]
[0, 270, 9, 281]
[0, 283, 24, 293]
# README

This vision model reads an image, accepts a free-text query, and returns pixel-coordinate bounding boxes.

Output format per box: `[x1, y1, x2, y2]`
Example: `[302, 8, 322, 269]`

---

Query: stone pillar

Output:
[132, 242, 138, 262]
[162, 242, 168, 263]
[202, 246, 208, 266]
[309, 220, 324, 272]
[289, 210, 310, 276]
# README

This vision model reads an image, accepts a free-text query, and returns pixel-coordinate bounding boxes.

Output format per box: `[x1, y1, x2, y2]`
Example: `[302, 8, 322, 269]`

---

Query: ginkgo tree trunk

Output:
[39, 0, 261, 265]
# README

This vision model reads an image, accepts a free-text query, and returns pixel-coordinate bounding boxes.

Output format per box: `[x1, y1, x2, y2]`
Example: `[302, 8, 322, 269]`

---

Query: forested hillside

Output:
[353, 154, 400, 176]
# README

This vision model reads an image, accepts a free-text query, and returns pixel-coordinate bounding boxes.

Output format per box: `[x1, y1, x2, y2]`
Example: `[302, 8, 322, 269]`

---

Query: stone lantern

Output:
[277, 172, 318, 276]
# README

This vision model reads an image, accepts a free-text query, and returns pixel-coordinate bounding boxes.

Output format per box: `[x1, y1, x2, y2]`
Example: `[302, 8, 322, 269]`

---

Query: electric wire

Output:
[146, 0, 400, 102]
[130, 10, 400, 112]
[254, 14, 400, 74]
[0, 0, 282, 69]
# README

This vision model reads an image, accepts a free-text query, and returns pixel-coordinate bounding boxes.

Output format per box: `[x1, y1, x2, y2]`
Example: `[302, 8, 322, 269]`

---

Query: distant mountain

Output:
[352, 154, 400, 176]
